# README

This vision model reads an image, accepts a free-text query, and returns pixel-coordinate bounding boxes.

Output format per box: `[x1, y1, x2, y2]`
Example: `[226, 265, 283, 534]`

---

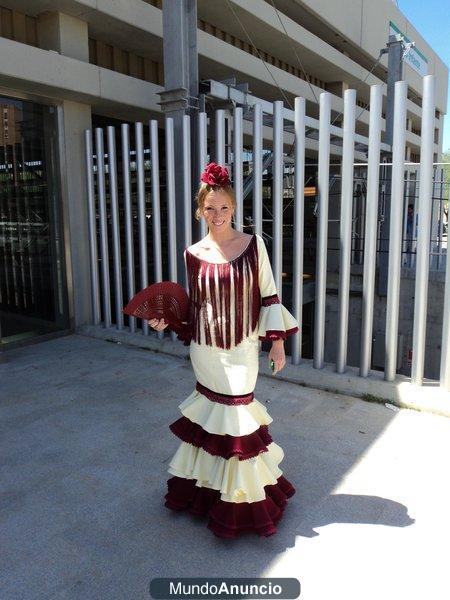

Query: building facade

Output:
[0, 0, 448, 351]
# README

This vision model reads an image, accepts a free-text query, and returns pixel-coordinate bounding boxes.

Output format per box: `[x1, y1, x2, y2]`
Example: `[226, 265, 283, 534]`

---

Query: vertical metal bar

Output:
[150, 119, 164, 341]
[85, 129, 101, 325]
[182, 114, 192, 249]
[350, 187, 357, 265]
[360, 84, 383, 377]
[438, 167, 444, 271]
[107, 126, 123, 330]
[233, 106, 243, 231]
[429, 167, 438, 270]
[411, 75, 436, 385]
[292, 96, 305, 365]
[198, 111, 208, 239]
[166, 117, 178, 343]
[150, 120, 163, 285]
[215, 109, 225, 166]
[252, 103, 263, 238]
[384, 80, 407, 381]
[121, 124, 136, 334]
[440, 236, 450, 390]
[135, 121, 148, 336]
[273, 100, 283, 298]
[313, 92, 331, 369]
[336, 89, 356, 373]
[402, 168, 411, 267]
[95, 127, 111, 327]
[412, 170, 418, 269]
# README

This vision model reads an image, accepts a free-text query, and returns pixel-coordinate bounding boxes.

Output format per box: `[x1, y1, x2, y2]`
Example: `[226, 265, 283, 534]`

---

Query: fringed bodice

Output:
[185, 234, 261, 349]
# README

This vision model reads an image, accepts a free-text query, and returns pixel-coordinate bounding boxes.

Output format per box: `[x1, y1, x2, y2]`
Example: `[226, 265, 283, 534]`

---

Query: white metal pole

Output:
[85, 129, 101, 326]
[411, 75, 436, 384]
[336, 89, 356, 373]
[313, 92, 331, 369]
[150, 119, 164, 342]
[198, 111, 208, 239]
[233, 106, 243, 231]
[95, 127, 111, 328]
[273, 100, 284, 299]
[182, 114, 192, 248]
[215, 109, 225, 166]
[292, 96, 305, 365]
[440, 239, 450, 390]
[384, 80, 407, 381]
[135, 122, 148, 336]
[107, 126, 123, 330]
[121, 124, 136, 334]
[360, 84, 383, 377]
[253, 103, 263, 238]
[166, 117, 177, 343]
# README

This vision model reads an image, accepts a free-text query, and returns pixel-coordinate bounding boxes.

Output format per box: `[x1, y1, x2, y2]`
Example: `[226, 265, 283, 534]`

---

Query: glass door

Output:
[0, 97, 70, 348]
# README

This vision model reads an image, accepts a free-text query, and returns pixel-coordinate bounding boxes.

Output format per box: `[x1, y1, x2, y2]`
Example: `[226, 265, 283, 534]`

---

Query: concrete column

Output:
[59, 100, 93, 327]
[37, 11, 89, 62]
[37, 11, 93, 326]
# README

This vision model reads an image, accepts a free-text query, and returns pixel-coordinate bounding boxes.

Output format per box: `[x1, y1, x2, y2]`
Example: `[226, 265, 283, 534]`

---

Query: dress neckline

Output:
[186, 234, 255, 265]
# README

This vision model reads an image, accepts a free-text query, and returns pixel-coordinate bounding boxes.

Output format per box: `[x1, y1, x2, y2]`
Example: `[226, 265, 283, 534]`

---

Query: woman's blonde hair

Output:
[194, 182, 236, 221]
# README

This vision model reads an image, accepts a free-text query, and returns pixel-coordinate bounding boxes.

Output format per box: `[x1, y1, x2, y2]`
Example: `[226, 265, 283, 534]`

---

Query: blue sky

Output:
[398, 0, 450, 152]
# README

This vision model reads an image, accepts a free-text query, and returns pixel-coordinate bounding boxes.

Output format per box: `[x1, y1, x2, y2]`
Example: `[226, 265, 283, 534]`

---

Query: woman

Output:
[149, 162, 299, 538]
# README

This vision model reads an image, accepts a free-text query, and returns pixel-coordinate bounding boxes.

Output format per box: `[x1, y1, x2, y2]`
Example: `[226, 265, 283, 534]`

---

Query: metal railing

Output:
[84, 74, 450, 391]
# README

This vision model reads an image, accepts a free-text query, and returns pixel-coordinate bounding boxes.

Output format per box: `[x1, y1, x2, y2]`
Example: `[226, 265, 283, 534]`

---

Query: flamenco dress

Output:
[164, 233, 299, 538]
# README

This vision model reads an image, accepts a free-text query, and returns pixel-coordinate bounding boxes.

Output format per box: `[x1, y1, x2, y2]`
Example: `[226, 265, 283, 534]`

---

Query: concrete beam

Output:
[0, 36, 163, 118]
[37, 11, 89, 62]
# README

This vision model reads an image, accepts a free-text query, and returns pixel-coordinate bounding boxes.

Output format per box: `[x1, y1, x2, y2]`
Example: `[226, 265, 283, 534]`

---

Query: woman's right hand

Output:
[147, 317, 168, 331]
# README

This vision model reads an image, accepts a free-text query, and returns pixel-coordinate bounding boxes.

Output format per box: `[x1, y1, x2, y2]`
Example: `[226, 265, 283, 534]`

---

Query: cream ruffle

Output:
[258, 302, 299, 338]
[168, 440, 284, 503]
[179, 389, 272, 437]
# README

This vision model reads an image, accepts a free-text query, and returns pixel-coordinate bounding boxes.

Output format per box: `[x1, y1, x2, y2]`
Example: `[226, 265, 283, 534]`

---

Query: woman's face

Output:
[202, 189, 234, 231]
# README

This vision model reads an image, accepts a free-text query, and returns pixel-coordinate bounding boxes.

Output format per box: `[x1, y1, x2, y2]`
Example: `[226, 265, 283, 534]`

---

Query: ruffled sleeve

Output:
[255, 234, 299, 342]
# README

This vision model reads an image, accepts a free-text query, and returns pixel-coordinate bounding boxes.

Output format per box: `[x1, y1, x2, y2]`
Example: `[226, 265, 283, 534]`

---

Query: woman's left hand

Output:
[268, 339, 286, 374]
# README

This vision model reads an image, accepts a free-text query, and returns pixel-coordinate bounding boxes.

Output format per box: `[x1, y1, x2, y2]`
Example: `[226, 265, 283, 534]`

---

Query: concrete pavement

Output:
[1, 334, 449, 599]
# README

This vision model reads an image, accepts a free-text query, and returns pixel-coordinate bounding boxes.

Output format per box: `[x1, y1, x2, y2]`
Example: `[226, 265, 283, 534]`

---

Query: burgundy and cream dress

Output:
[164, 232, 299, 538]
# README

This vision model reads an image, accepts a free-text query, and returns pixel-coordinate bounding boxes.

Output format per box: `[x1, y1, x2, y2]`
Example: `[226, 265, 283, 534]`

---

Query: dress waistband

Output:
[195, 381, 254, 405]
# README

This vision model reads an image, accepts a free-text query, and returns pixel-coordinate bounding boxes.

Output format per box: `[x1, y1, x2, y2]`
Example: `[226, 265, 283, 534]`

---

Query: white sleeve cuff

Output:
[258, 301, 299, 341]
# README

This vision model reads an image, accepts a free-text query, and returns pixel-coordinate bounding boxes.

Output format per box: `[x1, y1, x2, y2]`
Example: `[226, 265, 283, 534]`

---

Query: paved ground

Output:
[1, 333, 450, 600]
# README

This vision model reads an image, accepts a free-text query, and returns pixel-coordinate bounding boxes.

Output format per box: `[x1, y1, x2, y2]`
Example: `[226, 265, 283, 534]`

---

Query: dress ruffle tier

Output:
[165, 385, 296, 538]
[165, 473, 295, 539]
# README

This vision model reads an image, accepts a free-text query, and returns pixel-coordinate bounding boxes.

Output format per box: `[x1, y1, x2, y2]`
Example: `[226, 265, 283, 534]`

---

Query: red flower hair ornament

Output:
[200, 162, 231, 187]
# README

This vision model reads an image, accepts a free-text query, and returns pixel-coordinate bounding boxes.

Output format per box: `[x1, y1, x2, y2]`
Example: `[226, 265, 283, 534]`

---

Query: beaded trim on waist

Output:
[195, 381, 254, 405]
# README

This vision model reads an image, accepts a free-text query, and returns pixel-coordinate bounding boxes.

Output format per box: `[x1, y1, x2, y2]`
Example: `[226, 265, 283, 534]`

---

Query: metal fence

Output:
[84, 74, 450, 391]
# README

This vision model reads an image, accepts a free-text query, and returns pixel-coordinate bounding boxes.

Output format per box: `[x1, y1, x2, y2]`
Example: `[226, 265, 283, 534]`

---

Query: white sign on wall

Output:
[389, 21, 428, 77]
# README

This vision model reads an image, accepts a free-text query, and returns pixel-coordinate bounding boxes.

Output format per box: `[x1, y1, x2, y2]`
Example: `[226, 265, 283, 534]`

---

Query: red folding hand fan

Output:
[122, 281, 192, 345]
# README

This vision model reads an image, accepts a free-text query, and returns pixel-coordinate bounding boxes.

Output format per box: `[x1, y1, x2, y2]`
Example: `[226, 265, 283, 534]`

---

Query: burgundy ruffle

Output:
[259, 326, 299, 341]
[165, 474, 296, 538]
[169, 416, 273, 460]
